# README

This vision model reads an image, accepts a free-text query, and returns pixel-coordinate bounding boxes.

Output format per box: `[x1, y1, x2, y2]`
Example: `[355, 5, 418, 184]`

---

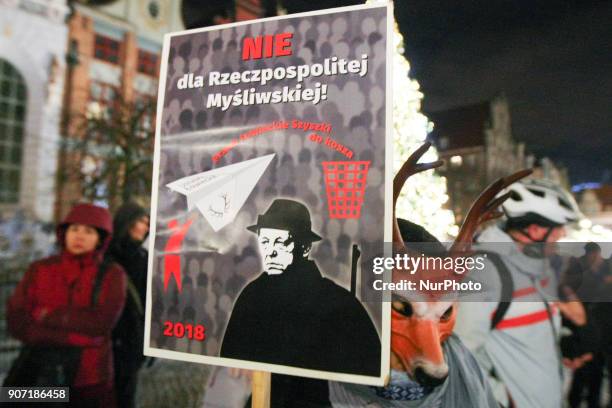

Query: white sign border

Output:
[145, 2, 393, 387]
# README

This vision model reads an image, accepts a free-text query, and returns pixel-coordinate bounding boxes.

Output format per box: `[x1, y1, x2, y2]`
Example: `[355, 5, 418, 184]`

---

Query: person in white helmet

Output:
[454, 179, 590, 408]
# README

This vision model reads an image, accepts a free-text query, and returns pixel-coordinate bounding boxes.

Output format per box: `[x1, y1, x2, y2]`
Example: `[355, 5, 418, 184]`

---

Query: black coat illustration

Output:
[221, 258, 380, 375]
[220, 197, 380, 378]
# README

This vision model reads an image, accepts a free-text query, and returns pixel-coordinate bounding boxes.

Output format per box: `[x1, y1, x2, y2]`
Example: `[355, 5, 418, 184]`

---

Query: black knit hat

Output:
[112, 202, 148, 244]
[247, 199, 321, 242]
[584, 242, 601, 254]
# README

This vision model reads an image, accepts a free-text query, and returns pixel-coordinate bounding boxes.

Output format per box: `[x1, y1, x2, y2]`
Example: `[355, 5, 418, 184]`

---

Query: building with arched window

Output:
[0, 1, 69, 223]
[0, 59, 27, 204]
[1, 0, 265, 224]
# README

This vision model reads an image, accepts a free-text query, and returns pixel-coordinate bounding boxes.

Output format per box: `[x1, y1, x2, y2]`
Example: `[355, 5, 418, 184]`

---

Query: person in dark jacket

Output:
[7, 203, 127, 407]
[565, 242, 612, 408]
[106, 202, 149, 408]
[220, 199, 381, 376]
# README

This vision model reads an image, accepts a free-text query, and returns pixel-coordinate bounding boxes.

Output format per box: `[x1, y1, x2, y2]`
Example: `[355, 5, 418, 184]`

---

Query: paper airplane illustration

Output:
[166, 154, 275, 231]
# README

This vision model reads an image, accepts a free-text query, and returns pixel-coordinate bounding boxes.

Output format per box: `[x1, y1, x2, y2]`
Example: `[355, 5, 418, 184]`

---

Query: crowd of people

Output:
[2, 184, 611, 408]
[565, 242, 612, 408]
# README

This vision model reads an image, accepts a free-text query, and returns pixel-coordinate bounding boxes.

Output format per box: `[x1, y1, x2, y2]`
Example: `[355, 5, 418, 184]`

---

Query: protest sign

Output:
[145, 3, 392, 385]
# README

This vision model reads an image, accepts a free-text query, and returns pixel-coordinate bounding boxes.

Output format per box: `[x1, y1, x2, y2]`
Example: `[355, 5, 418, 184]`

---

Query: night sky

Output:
[207, 0, 612, 185]
[392, 0, 611, 185]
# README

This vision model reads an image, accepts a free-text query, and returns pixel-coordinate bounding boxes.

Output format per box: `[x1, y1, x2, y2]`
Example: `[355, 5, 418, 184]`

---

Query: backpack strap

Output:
[475, 251, 515, 330]
[541, 287, 564, 378]
[91, 257, 113, 306]
[126, 276, 144, 316]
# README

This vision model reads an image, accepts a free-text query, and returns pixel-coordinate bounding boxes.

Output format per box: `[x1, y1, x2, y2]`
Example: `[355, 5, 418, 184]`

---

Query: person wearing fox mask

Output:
[328, 219, 498, 407]
[328, 143, 525, 407]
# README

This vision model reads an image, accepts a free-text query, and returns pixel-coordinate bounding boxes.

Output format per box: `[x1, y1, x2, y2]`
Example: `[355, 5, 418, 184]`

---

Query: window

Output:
[439, 137, 449, 150]
[94, 34, 120, 64]
[0, 59, 26, 203]
[148, 0, 160, 19]
[466, 154, 476, 167]
[137, 49, 158, 76]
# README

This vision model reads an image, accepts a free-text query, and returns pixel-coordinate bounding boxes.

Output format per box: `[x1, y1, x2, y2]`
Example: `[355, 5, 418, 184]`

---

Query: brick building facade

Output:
[55, 1, 182, 219]
[0, 0, 265, 222]
[56, 0, 263, 220]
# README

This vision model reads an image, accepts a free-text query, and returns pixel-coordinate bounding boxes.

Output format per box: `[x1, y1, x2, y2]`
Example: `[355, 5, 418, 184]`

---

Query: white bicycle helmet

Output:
[500, 179, 582, 227]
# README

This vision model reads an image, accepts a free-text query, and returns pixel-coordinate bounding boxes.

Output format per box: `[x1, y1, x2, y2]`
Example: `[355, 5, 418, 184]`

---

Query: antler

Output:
[392, 143, 532, 301]
[393, 142, 443, 244]
[449, 169, 533, 253]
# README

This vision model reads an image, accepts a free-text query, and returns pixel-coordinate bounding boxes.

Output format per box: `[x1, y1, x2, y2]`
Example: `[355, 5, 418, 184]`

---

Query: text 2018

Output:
[163, 321, 206, 341]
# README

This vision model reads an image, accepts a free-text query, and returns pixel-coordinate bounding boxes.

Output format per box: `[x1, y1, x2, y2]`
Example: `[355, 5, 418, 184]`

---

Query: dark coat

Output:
[106, 203, 149, 408]
[106, 240, 147, 367]
[220, 259, 381, 376]
[106, 203, 148, 368]
[108, 202, 148, 307]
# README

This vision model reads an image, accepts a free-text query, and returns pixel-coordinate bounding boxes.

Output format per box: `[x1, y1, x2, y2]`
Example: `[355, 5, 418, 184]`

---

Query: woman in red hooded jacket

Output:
[6, 203, 127, 407]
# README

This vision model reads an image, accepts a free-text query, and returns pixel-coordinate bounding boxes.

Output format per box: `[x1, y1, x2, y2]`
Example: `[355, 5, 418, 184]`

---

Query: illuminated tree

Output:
[373, 1, 456, 238]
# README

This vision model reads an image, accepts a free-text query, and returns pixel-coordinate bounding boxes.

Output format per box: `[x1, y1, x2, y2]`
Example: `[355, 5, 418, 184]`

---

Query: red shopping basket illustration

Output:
[322, 161, 371, 219]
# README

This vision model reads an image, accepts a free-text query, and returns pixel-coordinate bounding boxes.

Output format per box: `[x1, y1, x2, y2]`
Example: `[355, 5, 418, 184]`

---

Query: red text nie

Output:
[242, 33, 293, 60]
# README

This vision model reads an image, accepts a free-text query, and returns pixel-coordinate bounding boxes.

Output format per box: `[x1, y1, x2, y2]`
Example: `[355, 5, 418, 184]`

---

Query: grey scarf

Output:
[329, 335, 499, 408]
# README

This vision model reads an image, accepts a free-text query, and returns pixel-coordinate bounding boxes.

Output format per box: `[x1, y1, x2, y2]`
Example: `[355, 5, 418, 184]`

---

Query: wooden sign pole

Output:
[251, 371, 271, 408]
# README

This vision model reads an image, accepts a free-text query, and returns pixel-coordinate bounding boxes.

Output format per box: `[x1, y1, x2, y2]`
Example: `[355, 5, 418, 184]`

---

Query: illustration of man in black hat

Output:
[220, 199, 381, 376]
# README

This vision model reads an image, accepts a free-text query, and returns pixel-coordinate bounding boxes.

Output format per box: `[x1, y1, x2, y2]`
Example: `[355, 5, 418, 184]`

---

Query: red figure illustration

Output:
[163, 219, 194, 292]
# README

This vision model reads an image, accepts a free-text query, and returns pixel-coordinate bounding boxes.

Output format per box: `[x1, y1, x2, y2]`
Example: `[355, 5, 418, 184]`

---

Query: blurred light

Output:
[81, 156, 97, 175]
[571, 182, 601, 192]
[448, 225, 459, 237]
[592, 225, 604, 234]
[579, 219, 592, 229]
[86, 101, 102, 119]
[450, 155, 462, 166]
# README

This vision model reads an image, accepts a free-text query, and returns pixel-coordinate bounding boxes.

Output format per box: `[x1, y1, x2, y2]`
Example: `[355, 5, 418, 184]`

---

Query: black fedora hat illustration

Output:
[247, 199, 322, 242]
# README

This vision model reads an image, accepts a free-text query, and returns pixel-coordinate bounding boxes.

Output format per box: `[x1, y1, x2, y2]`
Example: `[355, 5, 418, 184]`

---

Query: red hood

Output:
[57, 203, 113, 255]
